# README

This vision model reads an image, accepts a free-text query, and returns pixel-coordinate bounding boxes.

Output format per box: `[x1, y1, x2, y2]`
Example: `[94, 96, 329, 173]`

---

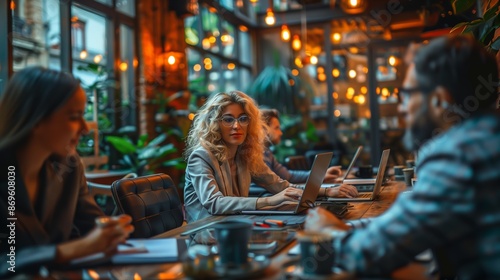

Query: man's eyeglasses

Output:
[219, 115, 250, 127]
[397, 86, 430, 105]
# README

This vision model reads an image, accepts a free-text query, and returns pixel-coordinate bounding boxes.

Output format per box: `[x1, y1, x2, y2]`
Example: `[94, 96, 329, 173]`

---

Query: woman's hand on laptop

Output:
[256, 187, 303, 209]
[323, 166, 342, 183]
[305, 207, 350, 232]
[327, 184, 358, 198]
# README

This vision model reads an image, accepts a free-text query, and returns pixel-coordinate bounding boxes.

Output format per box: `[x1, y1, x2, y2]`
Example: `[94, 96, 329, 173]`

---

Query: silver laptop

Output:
[240, 152, 333, 215]
[320, 145, 363, 187]
[326, 149, 390, 202]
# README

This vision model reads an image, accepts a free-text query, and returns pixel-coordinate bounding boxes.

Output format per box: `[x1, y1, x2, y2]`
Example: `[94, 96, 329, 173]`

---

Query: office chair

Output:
[87, 173, 138, 215]
[111, 173, 184, 238]
[284, 155, 310, 170]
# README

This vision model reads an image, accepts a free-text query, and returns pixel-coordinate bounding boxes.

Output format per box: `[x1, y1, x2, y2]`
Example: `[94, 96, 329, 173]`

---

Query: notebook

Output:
[240, 152, 333, 215]
[326, 149, 390, 202]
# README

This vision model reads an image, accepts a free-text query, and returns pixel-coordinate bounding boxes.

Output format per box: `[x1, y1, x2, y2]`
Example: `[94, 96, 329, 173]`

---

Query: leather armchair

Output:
[111, 173, 184, 238]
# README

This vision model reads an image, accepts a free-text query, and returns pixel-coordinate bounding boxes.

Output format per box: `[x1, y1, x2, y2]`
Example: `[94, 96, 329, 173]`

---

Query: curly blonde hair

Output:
[184, 91, 267, 175]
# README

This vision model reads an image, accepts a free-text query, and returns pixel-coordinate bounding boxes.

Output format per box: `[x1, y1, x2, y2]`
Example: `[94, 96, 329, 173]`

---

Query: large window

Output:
[184, 5, 253, 110]
[3, 0, 138, 165]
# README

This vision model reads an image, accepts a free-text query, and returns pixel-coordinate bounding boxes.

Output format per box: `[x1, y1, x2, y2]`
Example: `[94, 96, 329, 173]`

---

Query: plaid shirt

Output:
[337, 113, 500, 279]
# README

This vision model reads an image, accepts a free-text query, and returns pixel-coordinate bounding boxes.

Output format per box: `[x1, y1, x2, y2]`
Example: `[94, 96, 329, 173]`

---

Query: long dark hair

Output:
[0, 67, 81, 150]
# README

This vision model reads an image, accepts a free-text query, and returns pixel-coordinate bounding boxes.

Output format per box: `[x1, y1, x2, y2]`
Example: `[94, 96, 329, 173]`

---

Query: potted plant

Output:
[451, 0, 500, 53]
[105, 130, 186, 176]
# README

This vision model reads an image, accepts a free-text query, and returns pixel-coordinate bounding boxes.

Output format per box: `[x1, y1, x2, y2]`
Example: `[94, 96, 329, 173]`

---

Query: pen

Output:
[263, 219, 286, 227]
[253, 222, 270, 228]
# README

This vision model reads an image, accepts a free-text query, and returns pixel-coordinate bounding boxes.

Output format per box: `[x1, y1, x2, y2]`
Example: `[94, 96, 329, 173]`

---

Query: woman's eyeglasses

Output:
[219, 115, 250, 127]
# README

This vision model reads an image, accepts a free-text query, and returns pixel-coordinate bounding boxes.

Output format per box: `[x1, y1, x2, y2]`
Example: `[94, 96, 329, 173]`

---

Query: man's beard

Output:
[403, 105, 439, 152]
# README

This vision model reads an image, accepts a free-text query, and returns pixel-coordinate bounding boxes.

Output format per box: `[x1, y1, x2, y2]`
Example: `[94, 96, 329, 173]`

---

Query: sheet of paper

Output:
[71, 238, 179, 266]
[288, 244, 300, 255]
[113, 238, 178, 263]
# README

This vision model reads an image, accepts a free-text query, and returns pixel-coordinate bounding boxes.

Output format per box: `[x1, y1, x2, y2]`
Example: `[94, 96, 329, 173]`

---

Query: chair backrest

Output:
[111, 173, 184, 238]
[284, 155, 310, 170]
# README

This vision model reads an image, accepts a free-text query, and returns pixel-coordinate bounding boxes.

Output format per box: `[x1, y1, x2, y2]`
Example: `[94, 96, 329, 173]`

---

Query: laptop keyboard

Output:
[274, 203, 298, 211]
[358, 193, 372, 198]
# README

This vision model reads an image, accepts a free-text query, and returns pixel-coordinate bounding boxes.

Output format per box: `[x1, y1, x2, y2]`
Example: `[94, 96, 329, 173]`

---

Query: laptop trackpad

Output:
[259, 201, 298, 211]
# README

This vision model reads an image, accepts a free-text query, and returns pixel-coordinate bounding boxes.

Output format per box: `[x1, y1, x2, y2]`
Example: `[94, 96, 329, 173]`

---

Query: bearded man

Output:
[305, 35, 500, 279]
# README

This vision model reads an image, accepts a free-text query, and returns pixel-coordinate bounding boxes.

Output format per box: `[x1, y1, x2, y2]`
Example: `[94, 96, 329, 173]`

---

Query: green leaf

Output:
[452, 0, 476, 14]
[450, 21, 470, 33]
[137, 134, 148, 148]
[145, 133, 167, 148]
[489, 36, 500, 50]
[482, 2, 499, 22]
[105, 136, 137, 154]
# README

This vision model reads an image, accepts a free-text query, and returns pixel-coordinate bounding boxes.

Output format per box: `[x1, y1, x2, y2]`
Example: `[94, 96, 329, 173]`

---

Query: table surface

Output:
[53, 180, 434, 279]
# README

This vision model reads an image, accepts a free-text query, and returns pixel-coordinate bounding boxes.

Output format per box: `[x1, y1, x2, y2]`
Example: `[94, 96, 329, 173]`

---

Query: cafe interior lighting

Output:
[332, 68, 340, 78]
[291, 69, 299, 76]
[193, 64, 201, 72]
[340, 0, 367, 14]
[281, 25, 291, 42]
[79, 50, 88, 59]
[156, 51, 185, 71]
[93, 54, 102, 63]
[388, 55, 397, 66]
[119, 62, 128, 71]
[265, 8, 275, 26]
[332, 32, 341, 43]
[310, 55, 318, 65]
[292, 35, 301, 51]
[348, 69, 357, 78]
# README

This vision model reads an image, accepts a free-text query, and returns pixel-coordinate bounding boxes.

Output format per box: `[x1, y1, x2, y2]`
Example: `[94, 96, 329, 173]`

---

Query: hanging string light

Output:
[265, 8, 275, 25]
[281, 24, 291, 41]
[265, 0, 276, 26]
[292, 35, 301, 51]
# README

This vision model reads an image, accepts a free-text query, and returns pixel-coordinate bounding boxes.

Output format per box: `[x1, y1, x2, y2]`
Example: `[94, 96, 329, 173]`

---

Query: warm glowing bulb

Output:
[93, 55, 102, 63]
[334, 109, 341, 117]
[317, 66, 324, 74]
[388, 55, 396, 66]
[332, 33, 341, 42]
[358, 95, 366, 104]
[348, 69, 357, 78]
[265, 9, 275, 26]
[79, 50, 88, 59]
[193, 64, 201, 71]
[167, 55, 176, 65]
[203, 58, 212, 64]
[332, 68, 340, 78]
[227, 63, 235, 70]
[349, 0, 359, 7]
[291, 69, 299, 76]
[281, 25, 291, 42]
[360, 86, 368, 94]
[318, 73, 326, 81]
[310, 55, 318, 65]
[119, 62, 128, 71]
[292, 35, 301, 51]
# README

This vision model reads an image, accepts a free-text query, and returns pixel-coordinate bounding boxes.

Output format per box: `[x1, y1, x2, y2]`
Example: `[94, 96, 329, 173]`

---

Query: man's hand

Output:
[305, 207, 350, 232]
[323, 166, 342, 183]
[327, 184, 358, 198]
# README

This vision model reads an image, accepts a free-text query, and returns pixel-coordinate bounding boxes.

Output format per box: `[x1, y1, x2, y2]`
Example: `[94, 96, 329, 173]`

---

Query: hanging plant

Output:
[247, 50, 314, 115]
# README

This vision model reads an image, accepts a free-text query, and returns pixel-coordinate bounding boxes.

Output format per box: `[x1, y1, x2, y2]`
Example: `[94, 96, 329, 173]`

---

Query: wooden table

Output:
[56, 181, 433, 279]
